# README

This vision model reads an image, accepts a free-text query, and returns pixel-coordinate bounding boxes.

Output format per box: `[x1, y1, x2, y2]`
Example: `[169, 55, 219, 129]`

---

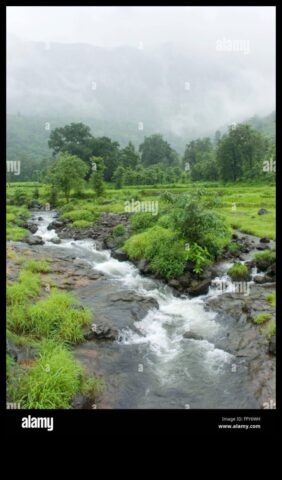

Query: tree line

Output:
[7, 121, 275, 186]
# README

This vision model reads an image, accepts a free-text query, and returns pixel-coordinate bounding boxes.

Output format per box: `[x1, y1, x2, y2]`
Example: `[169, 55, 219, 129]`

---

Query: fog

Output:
[7, 6, 275, 143]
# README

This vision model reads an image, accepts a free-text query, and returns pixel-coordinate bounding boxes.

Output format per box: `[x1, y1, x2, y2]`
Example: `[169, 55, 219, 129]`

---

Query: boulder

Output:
[269, 335, 276, 355]
[24, 235, 44, 245]
[50, 237, 61, 244]
[183, 331, 204, 341]
[187, 279, 211, 297]
[254, 275, 272, 284]
[111, 249, 129, 262]
[84, 323, 119, 341]
[260, 237, 270, 243]
[29, 201, 42, 209]
[258, 208, 268, 215]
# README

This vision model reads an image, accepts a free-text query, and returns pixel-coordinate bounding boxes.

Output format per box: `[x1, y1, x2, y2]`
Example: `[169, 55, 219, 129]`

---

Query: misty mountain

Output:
[7, 35, 275, 151]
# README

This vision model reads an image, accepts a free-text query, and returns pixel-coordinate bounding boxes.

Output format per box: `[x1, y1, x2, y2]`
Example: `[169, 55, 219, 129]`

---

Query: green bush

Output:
[227, 263, 249, 281]
[130, 212, 157, 232]
[172, 197, 231, 258]
[112, 224, 125, 237]
[185, 243, 211, 274]
[254, 250, 276, 264]
[6, 225, 28, 241]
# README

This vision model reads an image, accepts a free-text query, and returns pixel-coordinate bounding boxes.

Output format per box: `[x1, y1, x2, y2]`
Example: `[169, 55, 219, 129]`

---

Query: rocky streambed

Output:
[8, 209, 276, 409]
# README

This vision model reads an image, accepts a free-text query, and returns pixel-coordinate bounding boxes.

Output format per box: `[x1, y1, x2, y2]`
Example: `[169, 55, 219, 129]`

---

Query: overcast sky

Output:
[7, 6, 275, 51]
[7, 6, 276, 133]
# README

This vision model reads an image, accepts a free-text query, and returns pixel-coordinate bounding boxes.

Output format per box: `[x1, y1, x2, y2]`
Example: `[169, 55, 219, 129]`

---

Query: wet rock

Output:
[177, 273, 192, 288]
[266, 264, 276, 278]
[84, 323, 119, 341]
[71, 393, 94, 409]
[260, 237, 270, 243]
[50, 237, 61, 244]
[111, 249, 129, 262]
[183, 331, 204, 341]
[232, 233, 239, 240]
[27, 223, 38, 234]
[37, 216, 43, 221]
[256, 244, 270, 251]
[137, 259, 151, 274]
[70, 304, 85, 310]
[269, 335, 276, 355]
[254, 275, 272, 284]
[29, 201, 42, 209]
[258, 208, 268, 215]
[47, 220, 64, 230]
[24, 235, 44, 245]
[168, 279, 181, 288]
[187, 279, 211, 297]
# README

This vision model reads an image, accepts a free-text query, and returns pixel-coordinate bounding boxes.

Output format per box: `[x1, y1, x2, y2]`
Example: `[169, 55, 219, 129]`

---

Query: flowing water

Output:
[32, 212, 259, 409]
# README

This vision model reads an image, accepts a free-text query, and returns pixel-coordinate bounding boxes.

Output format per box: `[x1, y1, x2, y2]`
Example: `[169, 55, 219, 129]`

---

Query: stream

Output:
[33, 211, 259, 409]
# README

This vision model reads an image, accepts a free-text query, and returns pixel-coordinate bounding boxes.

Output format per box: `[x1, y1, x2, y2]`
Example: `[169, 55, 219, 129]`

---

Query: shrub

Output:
[185, 244, 211, 274]
[6, 225, 28, 241]
[112, 224, 125, 237]
[227, 263, 249, 281]
[130, 212, 157, 232]
[149, 239, 187, 279]
[228, 242, 240, 253]
[172, 197, 231, 257]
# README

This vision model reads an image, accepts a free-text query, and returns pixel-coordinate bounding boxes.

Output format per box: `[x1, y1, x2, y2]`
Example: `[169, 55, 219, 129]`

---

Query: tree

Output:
[121, 142, 140, 168]
[139, 134, 178, 166]
[46, 153, 88, 201]
[48, 123, 93, 156]
[89, 137, 120, 181]
[216, 123, 267, 182]
[113, 166, 125, 189]
[89, 156, 105, 197]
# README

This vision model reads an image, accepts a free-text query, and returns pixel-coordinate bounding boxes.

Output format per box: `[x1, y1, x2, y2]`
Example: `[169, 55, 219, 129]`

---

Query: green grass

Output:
[112, 224, 126, 237]
[254, 313, 271, 325]
[254, 250, 276, 263]
[71, 220, 92, 228]
[14, 340, 83, 409]
[263, 320, 276, 339]
[227, 262, 249, 281]
[7, 271, 41, 305]
[26, 290, 91, 342]
[23, 259, 51, 273]
[266, 291, 276, 307]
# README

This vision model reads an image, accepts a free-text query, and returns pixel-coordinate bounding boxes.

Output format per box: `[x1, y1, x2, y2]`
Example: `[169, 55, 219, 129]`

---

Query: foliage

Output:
[227, 263, 249, 281]
[112, 224, 126, 237]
